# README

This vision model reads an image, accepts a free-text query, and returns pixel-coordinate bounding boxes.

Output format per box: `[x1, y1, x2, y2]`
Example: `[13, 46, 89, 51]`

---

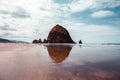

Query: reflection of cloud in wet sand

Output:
[63, 59, 120, 80]
[46, 45, 73, 63]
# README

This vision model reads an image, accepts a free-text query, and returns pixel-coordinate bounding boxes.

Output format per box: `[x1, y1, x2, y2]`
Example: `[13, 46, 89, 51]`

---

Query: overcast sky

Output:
[0, 0, 120, 43]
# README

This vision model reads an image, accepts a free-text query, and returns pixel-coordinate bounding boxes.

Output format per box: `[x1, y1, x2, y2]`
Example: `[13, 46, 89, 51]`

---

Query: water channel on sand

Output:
[0, 43, 120, 80]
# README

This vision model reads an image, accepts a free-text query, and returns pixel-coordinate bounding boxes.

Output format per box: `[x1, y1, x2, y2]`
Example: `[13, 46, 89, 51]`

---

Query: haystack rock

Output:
[47, 24, 75, 43]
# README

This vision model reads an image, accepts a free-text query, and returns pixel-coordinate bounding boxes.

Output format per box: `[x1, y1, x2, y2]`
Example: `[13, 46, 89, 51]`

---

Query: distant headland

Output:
[33, 24, 79, 43]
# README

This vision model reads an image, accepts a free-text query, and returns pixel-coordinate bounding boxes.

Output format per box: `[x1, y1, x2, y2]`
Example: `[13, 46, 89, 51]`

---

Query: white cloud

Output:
[70, 0, 94, 12]
[0, 0, 120, 43]
[91, 10, 116, 18]
[92, 0, 120, 9]
[66, 22, 120, 43]
[11, 7, 30, 18]
[70, 0, 120, 12]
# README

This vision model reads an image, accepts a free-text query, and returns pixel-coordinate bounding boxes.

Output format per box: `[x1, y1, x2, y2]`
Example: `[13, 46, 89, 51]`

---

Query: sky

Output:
[0, 0, 120, 43]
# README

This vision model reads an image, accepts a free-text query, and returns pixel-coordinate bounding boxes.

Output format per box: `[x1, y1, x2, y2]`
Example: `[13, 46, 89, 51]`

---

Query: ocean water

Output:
[0, 43, 120, 80]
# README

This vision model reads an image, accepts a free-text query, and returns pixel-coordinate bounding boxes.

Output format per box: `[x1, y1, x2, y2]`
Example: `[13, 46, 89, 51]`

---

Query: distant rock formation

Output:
[47, 24, 75, 43]
[0, 38, 28, 43]
[46, 45, 73, 63]
[79, 40, 82, 44]
[32, 39, 38, 43]
[39, 39, 42, 43]
[32, 39, 42, 43]
[0, 38, 12, 43]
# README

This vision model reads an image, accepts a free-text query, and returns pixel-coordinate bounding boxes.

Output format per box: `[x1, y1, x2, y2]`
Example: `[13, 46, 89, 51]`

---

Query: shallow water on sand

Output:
[0, 43, 120, 80]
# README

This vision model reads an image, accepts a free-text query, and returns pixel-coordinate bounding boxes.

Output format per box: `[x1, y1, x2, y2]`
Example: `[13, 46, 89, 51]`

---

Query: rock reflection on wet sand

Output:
[0, 43, 120, 80]
[46, 45, 72, 63]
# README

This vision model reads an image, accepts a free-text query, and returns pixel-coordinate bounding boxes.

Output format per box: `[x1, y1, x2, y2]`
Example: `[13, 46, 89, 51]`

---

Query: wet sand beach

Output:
[0, 43, 120, 80]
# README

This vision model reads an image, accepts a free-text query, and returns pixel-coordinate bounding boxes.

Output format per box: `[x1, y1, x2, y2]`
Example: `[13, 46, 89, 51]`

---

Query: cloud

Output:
[70, 0, 93, 12]
[0, 10, 10, 14]
[0, 23, 17, 31]
[70, 0, 120, 12]
[92, 0, 120, 9]
[0, 0, 120, 43]
[0, 32, 13, 37]
[91, 10, 116, 18]
[0, 7, 30, 18]
[11, 7, 30, 18]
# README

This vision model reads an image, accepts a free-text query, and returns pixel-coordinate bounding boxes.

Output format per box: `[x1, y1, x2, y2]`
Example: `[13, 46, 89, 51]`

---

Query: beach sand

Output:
[0, 43, 120, 80]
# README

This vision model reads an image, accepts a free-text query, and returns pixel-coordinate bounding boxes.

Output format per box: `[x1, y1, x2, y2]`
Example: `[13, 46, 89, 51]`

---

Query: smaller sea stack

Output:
[79, 40, 82, 44]
[32, 39, 42, 43]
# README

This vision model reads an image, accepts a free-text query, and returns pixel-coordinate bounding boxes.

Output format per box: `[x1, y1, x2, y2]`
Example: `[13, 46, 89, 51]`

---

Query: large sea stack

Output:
[47, 24, 75, 43]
